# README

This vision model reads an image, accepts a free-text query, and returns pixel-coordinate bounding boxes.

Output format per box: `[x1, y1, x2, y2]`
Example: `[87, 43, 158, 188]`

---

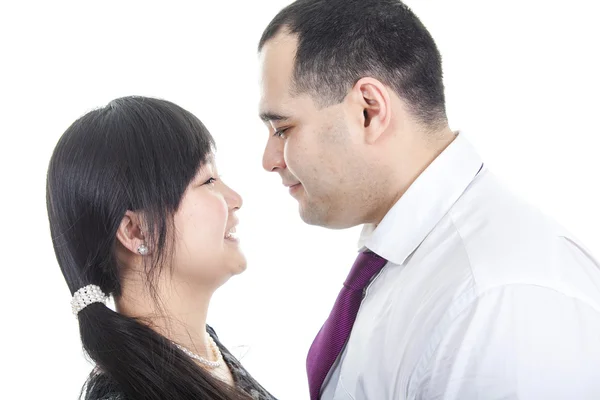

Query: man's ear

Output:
[348, 77, 392, 144]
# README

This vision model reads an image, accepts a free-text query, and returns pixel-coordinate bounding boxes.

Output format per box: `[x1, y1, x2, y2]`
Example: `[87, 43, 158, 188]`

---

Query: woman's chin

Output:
[222, 253, 248, 279]
[231, 257, 248, 276]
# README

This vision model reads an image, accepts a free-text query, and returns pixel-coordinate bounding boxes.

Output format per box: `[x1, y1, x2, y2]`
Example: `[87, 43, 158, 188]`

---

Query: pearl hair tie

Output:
[71, 284, 108, 316]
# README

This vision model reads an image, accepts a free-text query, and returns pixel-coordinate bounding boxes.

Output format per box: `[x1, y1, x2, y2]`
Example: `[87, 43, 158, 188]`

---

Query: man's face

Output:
[259, 33, 377, 229]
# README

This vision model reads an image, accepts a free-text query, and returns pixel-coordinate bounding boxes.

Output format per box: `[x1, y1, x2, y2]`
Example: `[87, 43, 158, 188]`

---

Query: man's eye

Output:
[273, 128, 289, 138]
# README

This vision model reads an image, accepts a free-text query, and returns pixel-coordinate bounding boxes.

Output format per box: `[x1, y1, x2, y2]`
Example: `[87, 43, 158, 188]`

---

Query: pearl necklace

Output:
[174, 334, 223, 369]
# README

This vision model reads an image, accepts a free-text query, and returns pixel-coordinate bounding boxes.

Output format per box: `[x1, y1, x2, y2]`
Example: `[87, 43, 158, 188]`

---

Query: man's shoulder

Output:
[449, 175, 598, 299]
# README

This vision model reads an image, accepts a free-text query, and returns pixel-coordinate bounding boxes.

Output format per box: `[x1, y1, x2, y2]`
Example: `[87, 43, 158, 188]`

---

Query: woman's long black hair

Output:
[46, 96, 250, 400]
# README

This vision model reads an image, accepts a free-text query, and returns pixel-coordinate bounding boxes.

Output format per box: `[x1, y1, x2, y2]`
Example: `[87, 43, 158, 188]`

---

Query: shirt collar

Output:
[358, 133, 484, 265]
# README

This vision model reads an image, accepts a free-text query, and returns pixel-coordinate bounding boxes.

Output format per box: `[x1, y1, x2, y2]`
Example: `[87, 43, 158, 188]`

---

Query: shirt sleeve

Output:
[416, 284, 600, 400]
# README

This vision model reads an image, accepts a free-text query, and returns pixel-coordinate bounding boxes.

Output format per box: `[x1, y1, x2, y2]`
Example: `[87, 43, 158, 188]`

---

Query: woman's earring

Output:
[137, 243, 149, 256]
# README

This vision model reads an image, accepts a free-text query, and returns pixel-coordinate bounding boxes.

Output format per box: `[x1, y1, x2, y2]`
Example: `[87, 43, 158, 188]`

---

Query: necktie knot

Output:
[344, 251, 388, 291]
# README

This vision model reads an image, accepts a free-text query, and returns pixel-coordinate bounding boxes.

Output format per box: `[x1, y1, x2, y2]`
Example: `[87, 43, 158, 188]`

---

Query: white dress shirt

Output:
[320, 133, 600, 400]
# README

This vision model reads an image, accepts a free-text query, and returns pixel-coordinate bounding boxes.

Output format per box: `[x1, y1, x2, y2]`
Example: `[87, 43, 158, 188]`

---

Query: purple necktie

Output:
[306, 251, 388, 399]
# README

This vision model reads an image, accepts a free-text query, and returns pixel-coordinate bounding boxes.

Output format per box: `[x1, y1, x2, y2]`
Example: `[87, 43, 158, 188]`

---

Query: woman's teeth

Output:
[225, 227, 237, 240]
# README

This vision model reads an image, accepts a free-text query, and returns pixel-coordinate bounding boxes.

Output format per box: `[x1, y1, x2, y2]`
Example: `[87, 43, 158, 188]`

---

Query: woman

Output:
[47, 96, 277, 400]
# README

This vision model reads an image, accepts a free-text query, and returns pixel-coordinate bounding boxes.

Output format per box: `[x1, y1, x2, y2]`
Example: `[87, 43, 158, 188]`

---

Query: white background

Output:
[1, 1, 599, 399]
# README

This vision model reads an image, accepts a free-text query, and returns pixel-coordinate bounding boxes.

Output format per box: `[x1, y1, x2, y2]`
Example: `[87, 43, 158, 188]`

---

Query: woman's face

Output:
[170, 158, 246, 288]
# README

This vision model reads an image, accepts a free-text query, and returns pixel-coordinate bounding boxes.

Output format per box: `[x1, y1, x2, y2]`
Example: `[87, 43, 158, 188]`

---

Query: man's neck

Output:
[370, 127, 456, 225]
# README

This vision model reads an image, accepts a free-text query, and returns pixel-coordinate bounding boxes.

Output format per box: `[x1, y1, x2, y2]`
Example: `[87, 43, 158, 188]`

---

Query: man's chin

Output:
[299, 201, 330, 227]
[299, 204, 358, 230]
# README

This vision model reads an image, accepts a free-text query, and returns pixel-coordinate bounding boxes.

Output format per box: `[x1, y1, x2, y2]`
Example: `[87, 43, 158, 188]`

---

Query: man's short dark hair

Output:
[259, 0, 447, 128]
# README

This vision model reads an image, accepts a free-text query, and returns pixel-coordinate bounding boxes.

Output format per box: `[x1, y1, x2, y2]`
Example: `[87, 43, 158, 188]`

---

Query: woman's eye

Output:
[204, 177, 216, 185]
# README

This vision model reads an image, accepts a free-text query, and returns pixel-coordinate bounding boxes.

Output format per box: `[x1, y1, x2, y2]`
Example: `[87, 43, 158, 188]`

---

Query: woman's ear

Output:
[115, 211, 149, 256]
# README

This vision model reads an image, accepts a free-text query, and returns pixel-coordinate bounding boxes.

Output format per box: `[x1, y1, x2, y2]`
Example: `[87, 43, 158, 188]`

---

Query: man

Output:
[257, 0, 600, 399]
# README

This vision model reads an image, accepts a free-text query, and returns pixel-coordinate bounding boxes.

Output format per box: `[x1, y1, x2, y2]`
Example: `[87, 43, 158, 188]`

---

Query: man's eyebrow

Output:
[259, 112, 290, 123]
